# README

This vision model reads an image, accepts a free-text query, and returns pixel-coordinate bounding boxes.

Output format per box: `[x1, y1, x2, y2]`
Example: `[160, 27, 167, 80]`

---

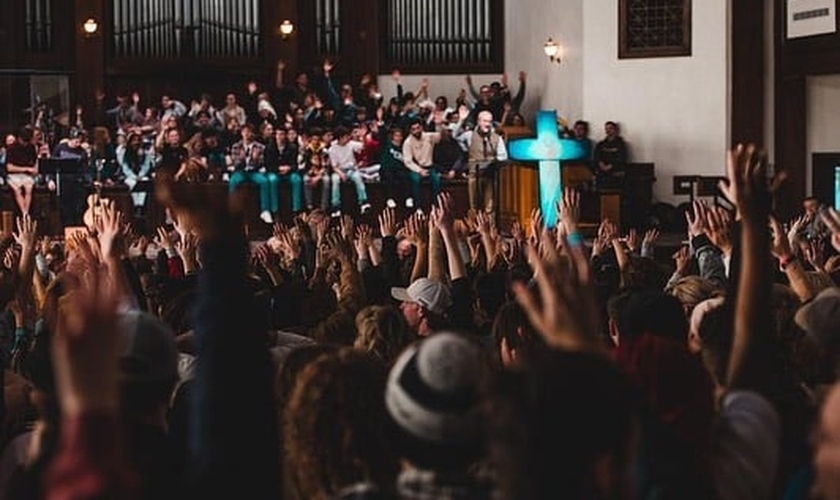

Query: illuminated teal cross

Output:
[509, 110, 587, 228]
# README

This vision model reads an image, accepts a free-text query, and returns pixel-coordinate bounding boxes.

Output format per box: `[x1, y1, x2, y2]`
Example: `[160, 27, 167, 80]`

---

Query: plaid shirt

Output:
[229, 140, 265, 171]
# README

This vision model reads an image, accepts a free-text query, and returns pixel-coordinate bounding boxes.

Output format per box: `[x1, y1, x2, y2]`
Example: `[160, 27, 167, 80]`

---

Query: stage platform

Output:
[2, 180, 684, 260]
[0, 179, 474, 240]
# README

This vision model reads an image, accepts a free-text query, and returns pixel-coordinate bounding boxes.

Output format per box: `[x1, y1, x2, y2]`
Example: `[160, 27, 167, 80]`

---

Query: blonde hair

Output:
[665, 276, 723, 315]
[353, 305, 413, 365]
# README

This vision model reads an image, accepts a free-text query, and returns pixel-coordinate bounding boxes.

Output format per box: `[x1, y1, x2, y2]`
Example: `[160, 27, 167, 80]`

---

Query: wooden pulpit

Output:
[499, 126, 539, 230]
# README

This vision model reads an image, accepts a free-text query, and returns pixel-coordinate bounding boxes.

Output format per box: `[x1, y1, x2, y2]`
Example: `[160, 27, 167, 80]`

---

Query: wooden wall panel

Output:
[730, 0, 765, 148]
[75, 0, 105, 115]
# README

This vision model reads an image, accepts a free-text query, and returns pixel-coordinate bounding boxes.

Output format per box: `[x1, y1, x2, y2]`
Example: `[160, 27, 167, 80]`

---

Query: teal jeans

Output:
[278, 171, 303, 212]
[229, 171, 279, 213]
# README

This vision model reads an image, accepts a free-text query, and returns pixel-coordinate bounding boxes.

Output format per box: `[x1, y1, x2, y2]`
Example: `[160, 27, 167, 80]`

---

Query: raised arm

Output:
[511, 71, 527, 109]
[404, 212, 429, 283]
[720, 144, 773, 393]
[770, 216, 817, 303]
[432, 193, 466, 281]
[156, 174, 279, 497]
[323, 60, 342, 110]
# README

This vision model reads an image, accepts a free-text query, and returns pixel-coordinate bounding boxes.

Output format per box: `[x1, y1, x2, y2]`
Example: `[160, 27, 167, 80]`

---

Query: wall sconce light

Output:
[82, 17, 99, 36]
[543, 37, 561, 64]
[279, 20, 295, 40]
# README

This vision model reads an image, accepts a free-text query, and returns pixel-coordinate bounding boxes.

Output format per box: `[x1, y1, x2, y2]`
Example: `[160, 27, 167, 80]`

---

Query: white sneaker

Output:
[260, 211, 274, 224]
[386, 198, 396, 208]
[405, 198, 414, 208]
[360, 202, 371, 214]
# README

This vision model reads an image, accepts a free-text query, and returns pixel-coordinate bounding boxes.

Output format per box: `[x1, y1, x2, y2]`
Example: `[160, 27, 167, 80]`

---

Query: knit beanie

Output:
[385, 332, 487, 468]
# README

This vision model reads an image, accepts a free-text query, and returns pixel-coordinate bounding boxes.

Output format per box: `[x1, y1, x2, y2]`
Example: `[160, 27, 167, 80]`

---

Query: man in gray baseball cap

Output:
[391, 278, 452, 337]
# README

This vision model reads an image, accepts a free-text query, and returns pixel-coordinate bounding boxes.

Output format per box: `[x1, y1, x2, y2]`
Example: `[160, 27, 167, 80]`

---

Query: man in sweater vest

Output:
[458, 110, 508, 213]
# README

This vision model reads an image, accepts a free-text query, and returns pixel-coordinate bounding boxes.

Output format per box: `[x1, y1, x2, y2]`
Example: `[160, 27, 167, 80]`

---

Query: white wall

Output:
[807, 75, 840, 193]
[582, 0, 731, 203]
[377, 0, 585, 123]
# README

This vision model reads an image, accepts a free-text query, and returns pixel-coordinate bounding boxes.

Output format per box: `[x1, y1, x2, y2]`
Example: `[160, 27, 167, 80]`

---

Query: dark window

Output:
[25, 0, 52, 52]
[111, 0, 262, 59]
[382, 0, 504, 74]
[619, 0, 691, 59]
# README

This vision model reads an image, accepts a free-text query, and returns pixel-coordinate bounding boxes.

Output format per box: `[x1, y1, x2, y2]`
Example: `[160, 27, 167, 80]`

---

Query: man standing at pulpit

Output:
[459, 110, 508, 213]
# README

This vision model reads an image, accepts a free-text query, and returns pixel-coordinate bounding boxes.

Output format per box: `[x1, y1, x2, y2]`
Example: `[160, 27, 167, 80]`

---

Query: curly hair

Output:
[354, 305, 413, 365]
[284, 348, 398, 500]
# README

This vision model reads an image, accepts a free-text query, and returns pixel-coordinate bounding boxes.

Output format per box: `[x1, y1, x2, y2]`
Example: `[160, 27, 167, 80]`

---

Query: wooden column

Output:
[730, 0, 765, 147]
[74, 0, 106, 118]
[774, 75, 807, 217]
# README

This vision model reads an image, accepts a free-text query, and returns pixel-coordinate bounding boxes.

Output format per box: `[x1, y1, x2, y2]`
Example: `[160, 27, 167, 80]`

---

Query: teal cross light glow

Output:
[509, 110, 587, 228]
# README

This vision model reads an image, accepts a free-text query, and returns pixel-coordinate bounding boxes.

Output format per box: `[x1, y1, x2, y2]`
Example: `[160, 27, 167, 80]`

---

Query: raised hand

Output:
[378, 207, 396, 238]
[476, 211, 493, 237]
[95, 201, 124, 261]
[13, 213, 38, 253]
[820, 207, 840, 253]
[278, 229, 301, 262]
[458, 105, 470, 123]
[559, 187, 580, 235]
[324, 230, 353, 263]
[591, 232, 609, 258]
[175, 231, 199, 273]
[513, 231, 600, 352]
[672, 246, 691, 276]
[787, 214, 809, 247]
[685, 200, 708, 238]
[340, 214, 355, 243]
[404, 211, 429, 246]
[313, 216, 329, 245]
[625, 229, 640, 254]
[323, 59, 335, 75]
[642, 228, 660, 248]
[430, 192, 455, 232]
[355, 224, 373, 260]
[705, 206, 732, 254]
[718, 143, 772, 222]
[528, 208, 543, 243]
[51, 263, 121, 417]
[598, 219, 619, 246]
[769, 216, 792, 260]
[804, 238, 827, 272]
[156, 226, 174, 255]
[3, 247, 18, 272]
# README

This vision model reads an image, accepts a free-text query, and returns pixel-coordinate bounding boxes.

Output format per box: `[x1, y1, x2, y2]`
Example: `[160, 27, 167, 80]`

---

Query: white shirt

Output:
[328, 140, 363, 171]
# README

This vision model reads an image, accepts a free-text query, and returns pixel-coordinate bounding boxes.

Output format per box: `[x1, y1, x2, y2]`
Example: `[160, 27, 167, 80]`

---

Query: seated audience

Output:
[227, 123, 277, 224]
[327, 126, 371, 217]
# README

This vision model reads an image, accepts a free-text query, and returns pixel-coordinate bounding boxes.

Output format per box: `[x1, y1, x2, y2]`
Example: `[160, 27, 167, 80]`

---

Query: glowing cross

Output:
[509, 110, 587, 228]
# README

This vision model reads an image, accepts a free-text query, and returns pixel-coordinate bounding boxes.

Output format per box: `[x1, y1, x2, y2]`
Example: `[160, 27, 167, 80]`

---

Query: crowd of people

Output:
[0, 137, 833, 499]
[0, 61, 630, 229]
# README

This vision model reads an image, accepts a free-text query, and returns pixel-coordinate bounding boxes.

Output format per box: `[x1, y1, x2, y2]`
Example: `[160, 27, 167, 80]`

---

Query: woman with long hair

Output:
[116, 132, 153, 214]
